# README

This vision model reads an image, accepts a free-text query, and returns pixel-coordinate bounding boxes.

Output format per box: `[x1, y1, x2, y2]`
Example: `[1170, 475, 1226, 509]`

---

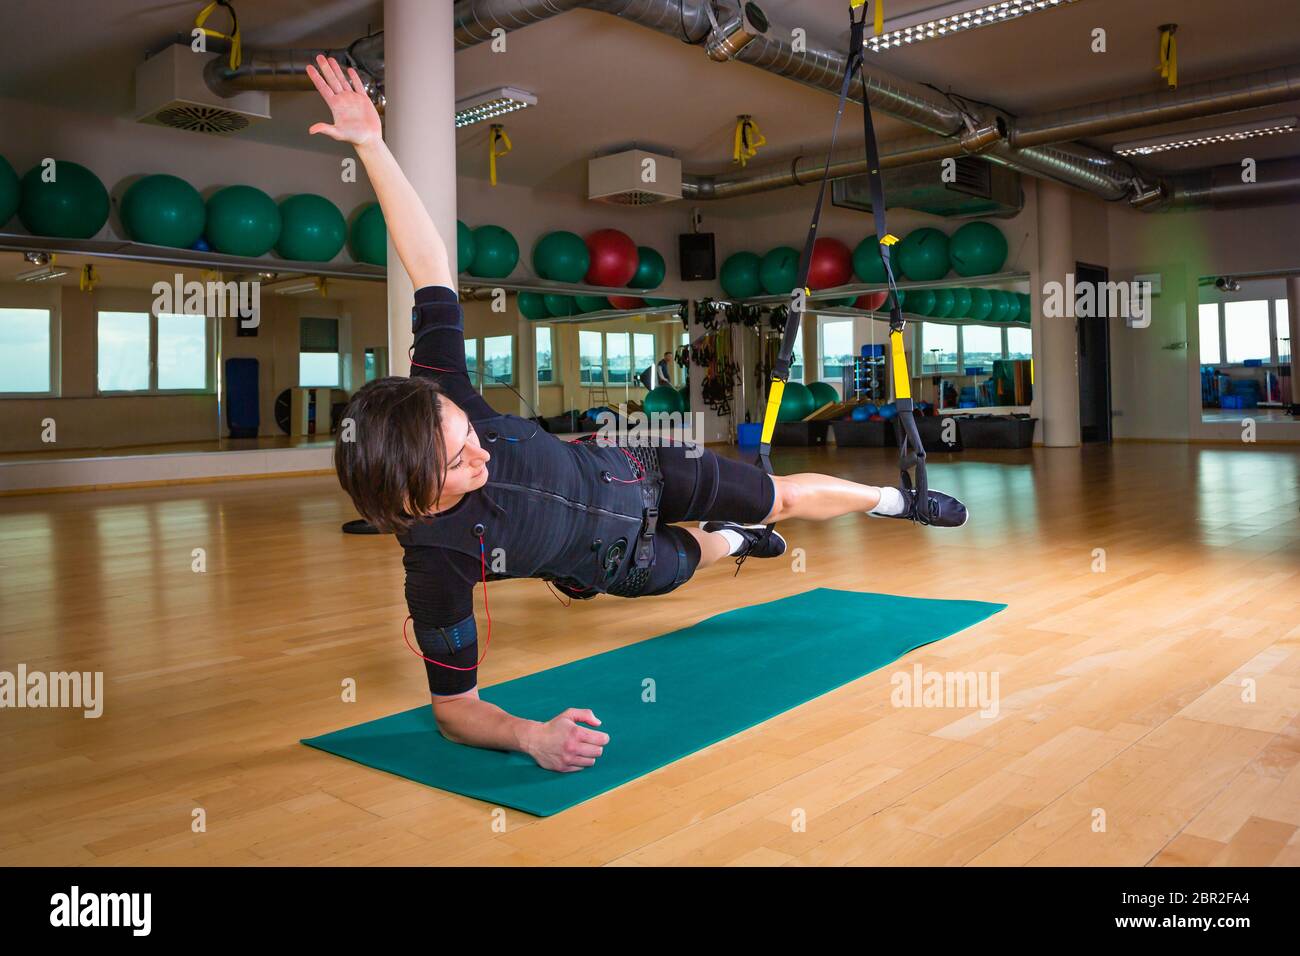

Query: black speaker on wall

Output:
[679, 233, 716, 281]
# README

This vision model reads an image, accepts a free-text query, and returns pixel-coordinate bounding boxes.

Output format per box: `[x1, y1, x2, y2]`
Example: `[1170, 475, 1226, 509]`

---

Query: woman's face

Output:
[436, 399, 491, 505]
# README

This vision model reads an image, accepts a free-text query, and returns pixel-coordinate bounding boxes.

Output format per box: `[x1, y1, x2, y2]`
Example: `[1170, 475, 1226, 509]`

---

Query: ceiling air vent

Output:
[588, 149, 682, 206]
[135, 44, 269, 135]
[833, 157, 1023, 218]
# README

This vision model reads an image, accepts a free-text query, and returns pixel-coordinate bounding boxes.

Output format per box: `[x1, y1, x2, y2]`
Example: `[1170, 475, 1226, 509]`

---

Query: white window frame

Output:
[96, 309, 215, 396]
[0, 307, 58, 398]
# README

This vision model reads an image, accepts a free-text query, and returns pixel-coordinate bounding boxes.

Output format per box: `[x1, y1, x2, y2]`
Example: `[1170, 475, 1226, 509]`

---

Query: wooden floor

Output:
[1, 441, 1298, 866]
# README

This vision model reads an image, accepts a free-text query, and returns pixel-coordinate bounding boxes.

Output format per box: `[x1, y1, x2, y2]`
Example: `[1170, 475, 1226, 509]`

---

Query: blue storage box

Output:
[860, 344, 885, 357]
[737, 422, 762, 446]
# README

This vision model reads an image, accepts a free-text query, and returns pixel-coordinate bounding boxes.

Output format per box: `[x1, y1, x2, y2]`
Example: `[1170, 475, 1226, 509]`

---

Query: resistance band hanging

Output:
[1158, 24, 1178, 90]
[733, 115, 767, 167]
[488, 124, 512, 186]
[194, 0, 242, 69]
[755, 0, 930, 540]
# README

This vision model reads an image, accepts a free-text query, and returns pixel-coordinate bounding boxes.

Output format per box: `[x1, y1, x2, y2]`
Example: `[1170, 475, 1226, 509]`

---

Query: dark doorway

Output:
[1075, 262, 1112, 443]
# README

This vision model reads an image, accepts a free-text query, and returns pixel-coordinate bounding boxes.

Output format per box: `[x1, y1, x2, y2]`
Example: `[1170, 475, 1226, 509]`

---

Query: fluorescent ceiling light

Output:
[455, 87, 537, 128]
[1115, 118, 1299, 157]
[866, 0, 1079, 53]
[271, 278, 325, 296]
[17, 265, 68, 282]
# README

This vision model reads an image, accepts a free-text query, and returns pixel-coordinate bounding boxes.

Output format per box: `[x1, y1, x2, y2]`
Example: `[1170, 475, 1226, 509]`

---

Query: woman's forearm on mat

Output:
[435, 697, 539, 754]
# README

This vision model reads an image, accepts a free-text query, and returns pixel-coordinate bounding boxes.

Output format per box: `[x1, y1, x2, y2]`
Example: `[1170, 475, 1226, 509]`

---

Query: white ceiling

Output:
[1, 0, 1297, 195]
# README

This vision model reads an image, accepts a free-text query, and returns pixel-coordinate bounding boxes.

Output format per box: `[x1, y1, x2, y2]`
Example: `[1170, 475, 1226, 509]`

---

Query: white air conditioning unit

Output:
[135, 44, 270, 135]
[588, 149, 682, 206]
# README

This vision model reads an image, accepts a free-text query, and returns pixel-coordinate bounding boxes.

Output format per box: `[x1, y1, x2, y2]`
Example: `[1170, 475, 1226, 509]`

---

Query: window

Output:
[789, 323, 804, 383]
[363, 347, 387, 383]
[579, 330, 603, 385]
[483, 335, 513, 386]
[1006, 326, 1032, 361]
[157, 312, 206, 390]
[606, 332, 631, 385]
[1198, 304, 1222, 365]
[465, 338, 478, 387]
[633, 332, 656, 385]
[820, 319, 854, 382]
[299, 317, 339, 387]
[1277, 299, 1291, 363]
[536, 327, 554, 384]
[921, 323, 958, 373]
[1223, 300, 1271, 364]
[98, 312, 151, 392]
[0, 308, 52, 394]
[962, 325, 1003, 372]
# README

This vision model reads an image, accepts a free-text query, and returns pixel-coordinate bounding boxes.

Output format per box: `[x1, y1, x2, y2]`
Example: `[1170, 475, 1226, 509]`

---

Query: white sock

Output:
[868, 486, 907, 517]
[716, 529, 746, 555]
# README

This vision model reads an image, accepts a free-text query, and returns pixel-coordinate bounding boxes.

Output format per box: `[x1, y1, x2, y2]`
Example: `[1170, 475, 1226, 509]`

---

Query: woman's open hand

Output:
[305, 54, 382, 148]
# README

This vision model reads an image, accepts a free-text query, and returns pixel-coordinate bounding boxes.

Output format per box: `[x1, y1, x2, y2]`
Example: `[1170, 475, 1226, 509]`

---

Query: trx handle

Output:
[756, 0, 929, 525]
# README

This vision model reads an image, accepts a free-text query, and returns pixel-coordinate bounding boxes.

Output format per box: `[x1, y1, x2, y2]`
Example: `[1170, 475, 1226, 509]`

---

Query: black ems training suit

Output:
[402, 286, 776, 695]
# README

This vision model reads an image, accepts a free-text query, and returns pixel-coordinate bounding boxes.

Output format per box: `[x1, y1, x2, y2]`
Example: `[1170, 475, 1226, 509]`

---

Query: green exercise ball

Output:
[949, 287, 972, 318]
[469, 224, 519, 278]
[897, 227, 950, 282]
[808, 381, 838, 408]
[1017, 292, 1032, 323]
[930, 288, 956, 319]
[518, 291, 550, 321]
[629, 246, 666, 289]
[720, 251, 762, 298]
[676, 385, 689, 412]
[19, 160, 110, 238]
[120, 174, 205, 248]
[852, 235, 888, 283]
[276, 194, 345, 261]
[760, 246, 800, 295]
[457, 220, 475, 273]
[643, 384, 681, 413]
[0, 155, 18, 227]
[205, 185, 280, 257]
[989, 290, 1016, 323]
[966, 287, 993, 322]
[349, 202, 386, 265]
[532, 230, 588, 282]
[949, 221, 1008, 277]
[544, 293, 577, 317]
[908, 288, 936, 316]
[575, 294, 611, 312]
[777, 381, 817, 422]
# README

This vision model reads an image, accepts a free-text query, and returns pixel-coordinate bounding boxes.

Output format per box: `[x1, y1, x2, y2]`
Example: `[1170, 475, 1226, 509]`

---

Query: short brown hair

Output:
[334, 375, 451, 534]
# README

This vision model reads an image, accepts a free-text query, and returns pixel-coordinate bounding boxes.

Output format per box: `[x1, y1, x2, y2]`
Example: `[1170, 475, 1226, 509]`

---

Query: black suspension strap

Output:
[754, 0, 929, 544]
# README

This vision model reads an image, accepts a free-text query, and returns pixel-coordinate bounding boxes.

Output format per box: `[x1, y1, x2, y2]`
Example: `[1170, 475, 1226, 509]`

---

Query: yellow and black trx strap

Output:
[756, 0, 929, 534]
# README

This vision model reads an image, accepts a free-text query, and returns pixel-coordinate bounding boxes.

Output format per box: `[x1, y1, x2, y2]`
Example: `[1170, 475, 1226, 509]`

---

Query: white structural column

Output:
[1034, 179, 1082, 446]
[383, 0, 458, 372]
[1287, 276, 1300, 405]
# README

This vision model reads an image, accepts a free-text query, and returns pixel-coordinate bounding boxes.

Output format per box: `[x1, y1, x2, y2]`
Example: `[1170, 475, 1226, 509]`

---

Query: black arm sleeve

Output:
[404, 544, 483, 695]
[410, 285, 497, 422]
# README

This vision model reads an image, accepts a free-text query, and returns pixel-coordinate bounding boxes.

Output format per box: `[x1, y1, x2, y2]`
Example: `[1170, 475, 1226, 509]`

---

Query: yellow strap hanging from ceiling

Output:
[195, 1, 242, 70]
[732, 115, 766, 167]
[875, 0, 884, 37]
[79, 263, 97, 293]
[1159, 24, 1178, 90]
[489, 124, 512, 186]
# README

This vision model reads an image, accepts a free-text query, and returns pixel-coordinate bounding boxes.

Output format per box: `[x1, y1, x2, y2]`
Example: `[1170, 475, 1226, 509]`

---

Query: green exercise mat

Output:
[302, 587, 1004, 816]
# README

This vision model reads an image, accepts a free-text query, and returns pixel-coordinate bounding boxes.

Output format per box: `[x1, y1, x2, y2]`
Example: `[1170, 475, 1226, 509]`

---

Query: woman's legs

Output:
[760, 473, 883, 523]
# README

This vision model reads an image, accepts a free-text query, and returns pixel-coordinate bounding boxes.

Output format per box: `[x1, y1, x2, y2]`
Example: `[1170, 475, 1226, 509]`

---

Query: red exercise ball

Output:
[808, 238, 853, 289]
[608, 295, 645, 310]
[854, 290, 889, 311]
[585, 229, 639, 286]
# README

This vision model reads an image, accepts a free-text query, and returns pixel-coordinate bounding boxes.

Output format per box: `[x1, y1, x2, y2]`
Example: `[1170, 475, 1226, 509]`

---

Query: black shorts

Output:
[617, 444, 776, 598]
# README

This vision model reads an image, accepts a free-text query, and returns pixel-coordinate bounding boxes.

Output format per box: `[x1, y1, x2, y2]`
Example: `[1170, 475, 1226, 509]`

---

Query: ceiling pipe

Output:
[1160, 157, 1300, 210]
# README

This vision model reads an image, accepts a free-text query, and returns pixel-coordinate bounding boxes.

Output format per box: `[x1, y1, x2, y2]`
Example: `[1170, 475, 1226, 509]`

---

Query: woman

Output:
[309, 56, 967, 773]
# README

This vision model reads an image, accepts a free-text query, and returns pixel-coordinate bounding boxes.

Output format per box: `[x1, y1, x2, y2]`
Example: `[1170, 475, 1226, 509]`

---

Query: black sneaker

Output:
[699, 521, 788, 558]
[878, 487, 968, 527]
